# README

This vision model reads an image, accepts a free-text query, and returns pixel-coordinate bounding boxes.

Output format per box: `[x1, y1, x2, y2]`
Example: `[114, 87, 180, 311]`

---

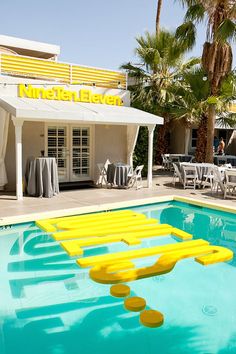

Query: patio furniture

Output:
[224, 169, 236, 199]
[97, 159, 111, 187]
[214, 155, 236, 167]
[172, 163, 184, 186]
[202, 166, 215, 190]
[214, 156, 227, 166]
[107, 162, 132, 188]
[25, 157, 59, 198]
[128, 165, 144, 189]
[180, 162, 215, 187]
[202, 165, 225, 192]
[168, 154, 193, 171]
[170, 154, 193, 163]
[182, 165, 200, 189]
[169, 156, 180, 169]
[211, 166, 226, 195]
[161, 154, 170, 170]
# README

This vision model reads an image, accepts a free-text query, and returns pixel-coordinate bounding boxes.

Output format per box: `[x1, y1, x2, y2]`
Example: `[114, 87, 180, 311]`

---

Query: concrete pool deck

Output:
[0, 168, 236, 225]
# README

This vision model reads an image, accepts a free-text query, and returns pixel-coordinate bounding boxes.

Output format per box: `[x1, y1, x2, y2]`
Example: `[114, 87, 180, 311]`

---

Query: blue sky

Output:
[0, 0, 235, 70]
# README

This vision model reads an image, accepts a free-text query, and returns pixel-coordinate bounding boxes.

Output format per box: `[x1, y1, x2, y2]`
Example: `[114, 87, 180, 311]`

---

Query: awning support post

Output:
[147, 125, 155, 188]
[12, 118, 24, 200]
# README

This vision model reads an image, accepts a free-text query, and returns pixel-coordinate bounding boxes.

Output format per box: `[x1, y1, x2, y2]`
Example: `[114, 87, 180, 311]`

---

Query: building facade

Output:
[0, 35, 163, 199]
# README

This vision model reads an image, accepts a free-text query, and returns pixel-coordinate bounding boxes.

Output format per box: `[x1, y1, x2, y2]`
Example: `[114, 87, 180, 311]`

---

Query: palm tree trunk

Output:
[205, 105, 216, 163]
[195, 115, 207, 162]
[156, 0, 162, 37]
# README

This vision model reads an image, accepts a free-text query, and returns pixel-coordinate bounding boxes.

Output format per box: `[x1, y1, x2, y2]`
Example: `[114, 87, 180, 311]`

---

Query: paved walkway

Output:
[0, 168, 235, 223]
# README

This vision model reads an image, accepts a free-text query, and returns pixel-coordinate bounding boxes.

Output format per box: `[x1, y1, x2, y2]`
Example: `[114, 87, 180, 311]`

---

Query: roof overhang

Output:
[0, 35, 60, 59]
[0, 96, 164, 126]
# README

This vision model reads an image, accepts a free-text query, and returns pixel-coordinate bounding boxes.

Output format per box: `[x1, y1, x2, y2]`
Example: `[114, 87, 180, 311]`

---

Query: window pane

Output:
[192, 129, 197, 139]
[58, 159, 66, 168]
[73, 159, 80, 168]
[82, 168, 89, 175]
[73, 128, 81, 136]
[58, 137, 66, 147]
[73, 137, 81, 146]
[82, 137, 88, 146]
[48, 137, 57, 147]
[82, 128, 89, 136]
[58, 128, 66, 136]
[48, 127, 57, 136]
[48, 148, 57, 157]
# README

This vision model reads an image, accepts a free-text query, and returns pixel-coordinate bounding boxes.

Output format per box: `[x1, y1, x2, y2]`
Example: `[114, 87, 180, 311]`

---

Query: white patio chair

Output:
[96, 159, 111, 187]
[161, 154, 170, 170]
[128, 165, 144, 189]
[172, 163, 184, 186]
[169, 156, 180, 171]
[225, 163, 232, 169]
[182, 165, 200, 189]
[202, 167, 215, 190]
[224, 169, 236, 199]
[211, 166, 225, 195]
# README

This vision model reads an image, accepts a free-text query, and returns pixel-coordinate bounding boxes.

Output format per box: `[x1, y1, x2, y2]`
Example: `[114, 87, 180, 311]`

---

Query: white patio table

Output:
[169, 154, 193, 163]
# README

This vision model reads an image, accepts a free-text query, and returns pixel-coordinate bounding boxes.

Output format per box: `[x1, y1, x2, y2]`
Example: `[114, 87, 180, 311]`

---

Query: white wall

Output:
[5, 120, 128, 191]
[169, 121, 186, 153]
[94, 125, 127, 182]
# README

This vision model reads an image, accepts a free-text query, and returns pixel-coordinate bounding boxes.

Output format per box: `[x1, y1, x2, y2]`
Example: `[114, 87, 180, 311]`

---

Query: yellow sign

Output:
[18, 84, 123, 106]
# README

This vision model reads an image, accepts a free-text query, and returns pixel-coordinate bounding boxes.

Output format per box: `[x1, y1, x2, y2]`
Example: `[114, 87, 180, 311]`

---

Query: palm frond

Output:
[177, 0, 199, 8]
[179, 57, 201, 71]
[185, 3, 205, 23]
[215, 114, 236, 128]
[216, 19, 236, 42]
[175, 21, 197, 50]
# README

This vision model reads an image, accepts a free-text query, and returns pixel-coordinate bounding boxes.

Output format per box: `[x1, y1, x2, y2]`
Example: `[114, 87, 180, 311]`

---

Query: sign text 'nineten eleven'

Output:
[18, 84, 123, 106]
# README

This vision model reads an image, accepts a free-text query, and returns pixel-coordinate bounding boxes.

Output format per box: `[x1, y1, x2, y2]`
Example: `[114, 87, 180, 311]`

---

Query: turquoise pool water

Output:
[0, 200, 236, 354]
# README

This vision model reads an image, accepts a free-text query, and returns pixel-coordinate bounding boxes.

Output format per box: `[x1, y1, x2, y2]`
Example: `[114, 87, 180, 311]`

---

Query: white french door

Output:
[70, 126, 91, 181]
[46, 124, 92, 182]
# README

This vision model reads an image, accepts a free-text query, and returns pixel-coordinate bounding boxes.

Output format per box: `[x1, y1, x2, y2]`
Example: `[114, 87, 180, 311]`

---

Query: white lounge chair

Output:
[128, 165, 144, 189]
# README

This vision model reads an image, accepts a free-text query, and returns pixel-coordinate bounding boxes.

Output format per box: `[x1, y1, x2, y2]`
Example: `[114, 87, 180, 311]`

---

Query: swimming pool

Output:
[0, 200, 235, 354]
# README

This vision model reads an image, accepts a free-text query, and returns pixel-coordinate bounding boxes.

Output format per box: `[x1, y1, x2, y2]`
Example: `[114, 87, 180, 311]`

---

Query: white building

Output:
[0, 35, 163, 199]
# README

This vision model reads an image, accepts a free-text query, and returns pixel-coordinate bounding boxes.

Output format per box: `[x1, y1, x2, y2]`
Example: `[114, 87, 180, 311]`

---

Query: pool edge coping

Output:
[0, 194, 236, 226]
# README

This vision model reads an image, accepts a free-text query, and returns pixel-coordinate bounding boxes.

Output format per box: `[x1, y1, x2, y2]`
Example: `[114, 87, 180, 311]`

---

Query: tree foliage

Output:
[121, 30, 199, 164]
[176, 0, 236, 162]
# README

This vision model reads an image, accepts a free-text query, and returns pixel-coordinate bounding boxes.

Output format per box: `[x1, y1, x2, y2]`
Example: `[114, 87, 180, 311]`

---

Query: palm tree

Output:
[156, 0, 163, 37]
[170, 68, 236, 162]
[121, 30, 199, 163]
[168, 68, 210, 161]
[176, 0, 236, 162]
